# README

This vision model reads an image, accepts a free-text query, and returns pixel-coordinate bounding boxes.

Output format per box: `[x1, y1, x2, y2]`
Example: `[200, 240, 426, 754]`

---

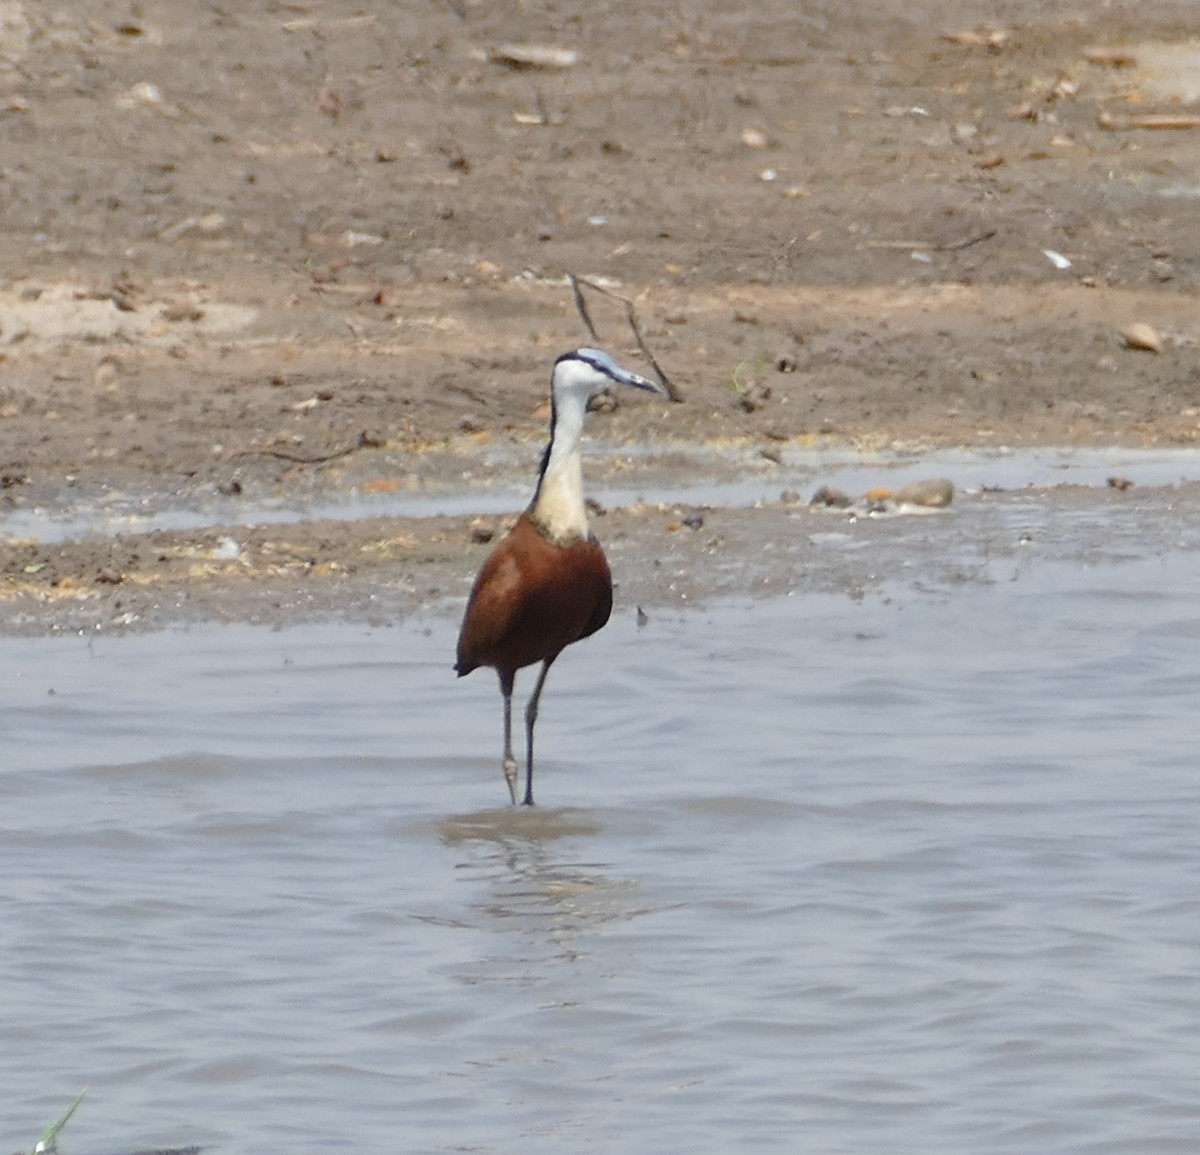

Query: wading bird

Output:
[455, 348, 668, 805]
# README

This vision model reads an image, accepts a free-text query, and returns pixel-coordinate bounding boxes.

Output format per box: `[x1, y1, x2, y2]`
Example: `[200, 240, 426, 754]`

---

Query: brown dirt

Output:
[3, 0, 1200, 633]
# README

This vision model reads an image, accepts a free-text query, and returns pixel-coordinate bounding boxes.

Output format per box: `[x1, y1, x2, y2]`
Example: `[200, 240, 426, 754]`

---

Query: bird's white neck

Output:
[530, 391, 590, 543]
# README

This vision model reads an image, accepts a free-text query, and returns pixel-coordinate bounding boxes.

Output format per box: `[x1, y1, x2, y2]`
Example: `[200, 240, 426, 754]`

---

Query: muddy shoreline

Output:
[6, 443, 1200, 636]
[4, 1, 1200, 634]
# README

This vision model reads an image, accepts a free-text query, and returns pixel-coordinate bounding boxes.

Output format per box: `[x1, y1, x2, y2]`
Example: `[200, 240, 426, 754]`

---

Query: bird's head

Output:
[531, 347, 667, 539]
[550, 347, 669, 409]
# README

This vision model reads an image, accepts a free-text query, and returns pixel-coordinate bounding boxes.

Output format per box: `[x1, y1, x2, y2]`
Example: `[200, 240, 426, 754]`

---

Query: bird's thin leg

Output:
[522, 658, 555, 806]
[500, 672, 518, 805]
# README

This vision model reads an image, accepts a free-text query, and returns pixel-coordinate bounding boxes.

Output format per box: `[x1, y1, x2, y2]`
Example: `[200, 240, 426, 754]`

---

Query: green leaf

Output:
[32, 1087, 87, 1155]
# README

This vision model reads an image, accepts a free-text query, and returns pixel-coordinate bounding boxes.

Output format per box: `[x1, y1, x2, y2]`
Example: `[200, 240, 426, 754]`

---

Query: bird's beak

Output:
[616, 367, 670, 397]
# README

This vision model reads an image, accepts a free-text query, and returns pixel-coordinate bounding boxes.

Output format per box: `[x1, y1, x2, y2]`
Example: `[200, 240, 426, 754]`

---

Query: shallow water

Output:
[8, 444, 1200, 543]
[5, 549, 1200, 1153]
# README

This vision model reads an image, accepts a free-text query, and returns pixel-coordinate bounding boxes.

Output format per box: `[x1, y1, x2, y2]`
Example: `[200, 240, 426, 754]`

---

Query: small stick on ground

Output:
[1098, 111, 1200, 131]
[866, 228, 997, 252]
[230, 430, 385, 466]
[568, 274, 681, 401]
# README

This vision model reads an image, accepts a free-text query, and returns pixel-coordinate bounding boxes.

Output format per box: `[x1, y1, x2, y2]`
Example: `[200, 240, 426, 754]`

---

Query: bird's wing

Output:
[455, 546, 524, 672]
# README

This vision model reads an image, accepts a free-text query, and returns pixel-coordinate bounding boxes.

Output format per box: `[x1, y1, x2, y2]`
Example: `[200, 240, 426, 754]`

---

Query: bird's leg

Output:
[522, 658, 555, 806]
[500, 673, 518, 805]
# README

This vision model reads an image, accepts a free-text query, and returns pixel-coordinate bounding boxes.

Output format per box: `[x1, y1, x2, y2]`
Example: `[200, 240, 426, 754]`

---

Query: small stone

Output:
[891, 478, 955, 507]
[810, 485, 852, 508]
[1121, 322, 1161, 353]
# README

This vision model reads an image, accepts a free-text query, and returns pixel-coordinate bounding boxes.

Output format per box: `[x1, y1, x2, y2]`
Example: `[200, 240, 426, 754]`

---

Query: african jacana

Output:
[455, 348, 668, 805]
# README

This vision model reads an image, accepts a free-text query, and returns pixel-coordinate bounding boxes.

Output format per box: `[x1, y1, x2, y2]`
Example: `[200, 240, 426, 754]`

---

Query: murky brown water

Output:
[6, 539, 1200, 1152]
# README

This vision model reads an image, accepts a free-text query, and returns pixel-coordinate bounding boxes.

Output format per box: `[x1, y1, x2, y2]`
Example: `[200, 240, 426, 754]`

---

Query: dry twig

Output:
[1099, 111, 1200, 131]
[567, 274, 680, 401]
[231, 431, 384, 465]
[866, 228, 997, 252]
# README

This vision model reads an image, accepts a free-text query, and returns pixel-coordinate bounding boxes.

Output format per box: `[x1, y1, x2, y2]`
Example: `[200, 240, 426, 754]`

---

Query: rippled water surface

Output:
[5, 550, 1200, 1153]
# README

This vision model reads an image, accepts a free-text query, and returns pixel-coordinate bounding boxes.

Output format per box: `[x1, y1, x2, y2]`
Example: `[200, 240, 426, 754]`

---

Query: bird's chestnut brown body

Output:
[455, 514, 612, 688]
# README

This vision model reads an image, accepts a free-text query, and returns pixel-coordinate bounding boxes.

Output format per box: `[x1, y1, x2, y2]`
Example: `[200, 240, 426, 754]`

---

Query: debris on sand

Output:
[1081, 45, 1138, 67]
[811, 478, 955, 514]
[942, 27, 1010, 51]
[1099, 111, 1200, 132]
[489, 44, 579, 70]
[1121, 322, 1162, 353]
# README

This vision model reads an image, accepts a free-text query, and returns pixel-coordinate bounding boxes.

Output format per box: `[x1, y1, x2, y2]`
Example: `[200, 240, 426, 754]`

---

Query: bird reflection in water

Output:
[435, 807, 657, 965]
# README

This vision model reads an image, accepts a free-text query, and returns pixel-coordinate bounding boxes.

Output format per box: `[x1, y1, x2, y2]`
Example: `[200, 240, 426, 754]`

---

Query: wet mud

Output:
[3, 1, 1200, 633]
